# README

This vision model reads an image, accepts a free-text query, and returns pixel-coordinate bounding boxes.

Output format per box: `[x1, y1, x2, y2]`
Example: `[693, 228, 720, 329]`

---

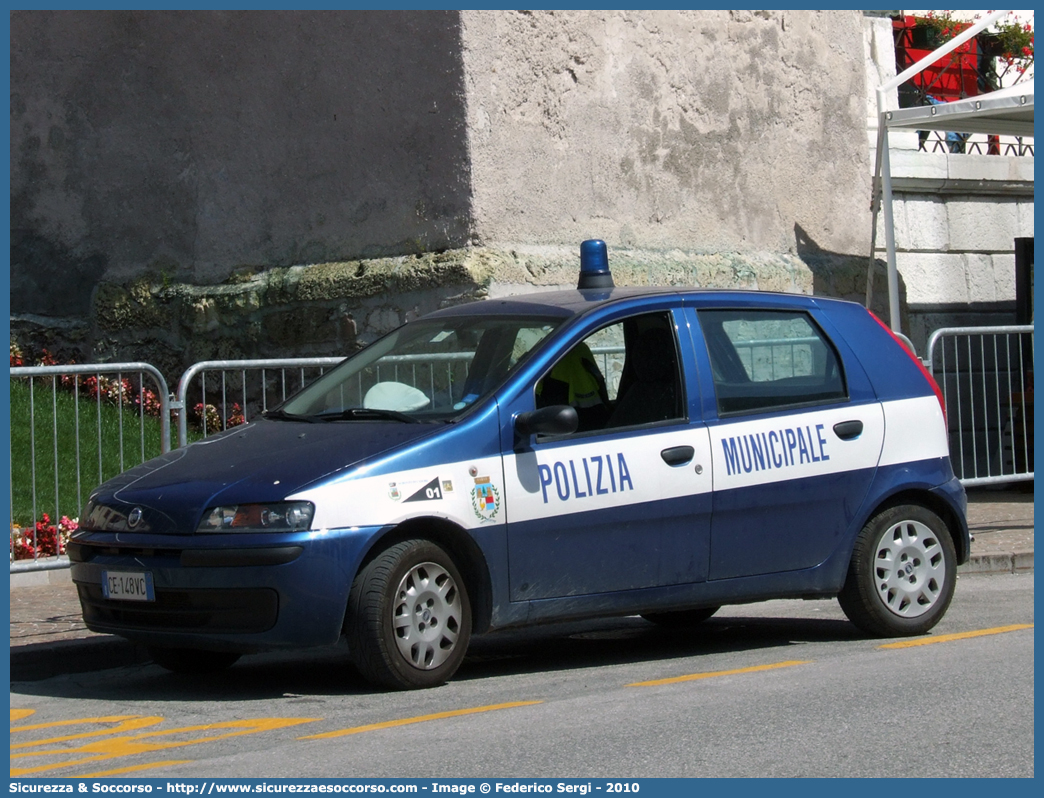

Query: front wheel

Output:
[838, 504, 956, 637]
[346, 539, 472, 690]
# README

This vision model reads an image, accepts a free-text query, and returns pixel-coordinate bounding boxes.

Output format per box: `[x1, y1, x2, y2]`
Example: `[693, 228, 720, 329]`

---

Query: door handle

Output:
[833, 420, 864, 440]
[661, 445, 695, 466]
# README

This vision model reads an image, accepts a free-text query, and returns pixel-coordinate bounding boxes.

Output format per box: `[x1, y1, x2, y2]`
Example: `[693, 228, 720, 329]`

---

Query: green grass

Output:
[9, 378, 174, 526]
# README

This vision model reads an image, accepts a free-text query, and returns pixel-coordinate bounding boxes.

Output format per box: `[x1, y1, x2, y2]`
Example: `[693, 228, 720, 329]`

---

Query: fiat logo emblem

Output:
[127, 507, 143, 528]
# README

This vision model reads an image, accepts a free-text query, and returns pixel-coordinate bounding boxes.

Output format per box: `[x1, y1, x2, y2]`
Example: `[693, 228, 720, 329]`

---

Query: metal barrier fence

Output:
[733, 336, 820, 382]
[10, 363, 170, 567]
[175, 357, 344, 448]
[176, 350, 637, 447]
[926, 325, 1034, 486]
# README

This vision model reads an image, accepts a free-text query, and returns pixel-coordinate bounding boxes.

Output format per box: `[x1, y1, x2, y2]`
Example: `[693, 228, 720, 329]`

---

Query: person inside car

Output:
[536, 341, 611, 432]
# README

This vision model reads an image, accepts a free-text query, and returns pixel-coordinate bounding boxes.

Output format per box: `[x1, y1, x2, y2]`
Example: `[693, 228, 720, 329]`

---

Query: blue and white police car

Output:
[70, 240, 968, 689]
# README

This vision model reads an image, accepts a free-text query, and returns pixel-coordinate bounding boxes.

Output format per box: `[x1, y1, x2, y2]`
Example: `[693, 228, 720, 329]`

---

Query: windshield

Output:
[278, 315, 562, 422]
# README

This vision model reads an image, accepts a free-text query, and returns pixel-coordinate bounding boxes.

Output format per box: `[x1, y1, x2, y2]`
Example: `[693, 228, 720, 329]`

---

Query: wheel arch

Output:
[857, 487, 969, 565]
[353, 516, 494, 635]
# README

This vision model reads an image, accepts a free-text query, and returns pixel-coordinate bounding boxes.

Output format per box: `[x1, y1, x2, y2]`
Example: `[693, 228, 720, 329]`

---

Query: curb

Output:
[9, 564, 75, 588]
[958, 551, 1034, 575]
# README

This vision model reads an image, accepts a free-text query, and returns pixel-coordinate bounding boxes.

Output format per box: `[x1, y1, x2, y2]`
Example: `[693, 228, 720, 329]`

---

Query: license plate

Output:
[102, 570, 155, 602]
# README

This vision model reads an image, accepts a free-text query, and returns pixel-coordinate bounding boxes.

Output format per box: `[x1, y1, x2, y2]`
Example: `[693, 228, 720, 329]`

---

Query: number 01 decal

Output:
[403, 477, 444, 503]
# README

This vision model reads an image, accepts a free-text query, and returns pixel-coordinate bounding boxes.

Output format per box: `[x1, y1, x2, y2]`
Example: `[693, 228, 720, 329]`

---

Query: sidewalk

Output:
[960, 487, 1035, 574]
[9, 488, 1033, 680]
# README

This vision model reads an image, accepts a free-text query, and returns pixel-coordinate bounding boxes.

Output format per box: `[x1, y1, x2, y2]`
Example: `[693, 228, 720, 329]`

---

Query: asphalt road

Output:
[10, 573, 1034, 779]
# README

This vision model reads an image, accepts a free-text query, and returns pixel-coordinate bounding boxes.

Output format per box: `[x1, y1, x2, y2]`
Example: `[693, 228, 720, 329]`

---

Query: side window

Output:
[510, 326, 557, 367]
[535, 311, 685, 433]
[698, 309, 847, 416]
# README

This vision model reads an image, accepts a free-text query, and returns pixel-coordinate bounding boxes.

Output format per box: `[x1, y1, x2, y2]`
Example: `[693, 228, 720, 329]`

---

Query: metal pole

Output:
[877, 86, 902, 333]
[867, 120, 886, 309]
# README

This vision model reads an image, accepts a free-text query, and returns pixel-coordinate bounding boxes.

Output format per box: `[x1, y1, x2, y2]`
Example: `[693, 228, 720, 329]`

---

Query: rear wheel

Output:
[642, 606, 720, 627]
[148, 646, 240, 675]
[838, 504, 956, 637]
[347, 539, 472, 690]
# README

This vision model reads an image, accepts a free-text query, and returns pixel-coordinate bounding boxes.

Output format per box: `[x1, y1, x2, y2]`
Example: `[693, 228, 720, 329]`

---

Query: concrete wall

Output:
[11, 10, 471, 317]
[461, 10, 873, 260]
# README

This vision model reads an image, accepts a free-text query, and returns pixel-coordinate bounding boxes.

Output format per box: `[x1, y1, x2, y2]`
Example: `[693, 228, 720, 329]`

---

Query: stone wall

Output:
[883, 154, 1034, 351]
[11, 243, 892, 388]
[12, 251, 492, 383]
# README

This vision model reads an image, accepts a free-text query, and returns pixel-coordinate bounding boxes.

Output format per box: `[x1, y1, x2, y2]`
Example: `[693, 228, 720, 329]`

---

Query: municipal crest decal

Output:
[470, 476, 501, 522]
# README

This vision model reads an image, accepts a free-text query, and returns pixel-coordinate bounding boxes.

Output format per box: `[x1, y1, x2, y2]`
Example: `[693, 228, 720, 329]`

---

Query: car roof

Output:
[424, 285, 832, 321]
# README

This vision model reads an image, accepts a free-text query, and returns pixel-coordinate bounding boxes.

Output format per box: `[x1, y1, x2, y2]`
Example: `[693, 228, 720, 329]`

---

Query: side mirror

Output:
[514, 405, 579, 438]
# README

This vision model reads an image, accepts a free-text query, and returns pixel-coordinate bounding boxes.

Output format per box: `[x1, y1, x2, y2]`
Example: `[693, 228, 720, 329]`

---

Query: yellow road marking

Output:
[628, 659, 812, 687]
[12, 716, 164, 747]
[11, 718, 318, 777]
[71, 760, 194, 778]
[10, 710, 35, 723]
[878, 623, 1034, 649]
[299, 701, 543, 740]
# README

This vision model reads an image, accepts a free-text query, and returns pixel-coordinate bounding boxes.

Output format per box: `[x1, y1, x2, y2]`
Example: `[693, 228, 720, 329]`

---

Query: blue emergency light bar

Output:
[578, 239, 614, 290]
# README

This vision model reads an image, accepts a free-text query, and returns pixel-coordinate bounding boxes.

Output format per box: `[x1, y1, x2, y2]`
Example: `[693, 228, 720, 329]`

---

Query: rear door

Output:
[689, 302, 885, 580]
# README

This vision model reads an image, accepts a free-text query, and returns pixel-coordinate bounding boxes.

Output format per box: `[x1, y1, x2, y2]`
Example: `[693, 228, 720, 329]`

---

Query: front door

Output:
[502, 308, 713, 600]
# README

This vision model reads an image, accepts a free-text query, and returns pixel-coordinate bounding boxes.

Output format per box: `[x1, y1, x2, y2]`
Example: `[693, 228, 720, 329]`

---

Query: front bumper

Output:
[68, 525, 384, 653]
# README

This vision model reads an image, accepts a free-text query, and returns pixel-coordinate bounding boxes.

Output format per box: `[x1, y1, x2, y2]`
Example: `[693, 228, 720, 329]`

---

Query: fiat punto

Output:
[70, 240, 968, 689]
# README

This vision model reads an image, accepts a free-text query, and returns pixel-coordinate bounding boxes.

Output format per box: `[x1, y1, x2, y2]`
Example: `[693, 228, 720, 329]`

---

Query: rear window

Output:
[698, 309, 847, 415]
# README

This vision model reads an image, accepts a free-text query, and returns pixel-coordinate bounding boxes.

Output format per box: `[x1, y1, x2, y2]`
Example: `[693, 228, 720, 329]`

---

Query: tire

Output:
[346, 539, 472, 690]
[642, 606, 720, 627]
[148, 646, 241, 675]
[838, 504, 957, 637]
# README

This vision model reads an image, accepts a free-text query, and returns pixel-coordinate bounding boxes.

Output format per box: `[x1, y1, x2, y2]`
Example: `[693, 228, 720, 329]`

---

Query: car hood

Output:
[82, 418, 443, 535]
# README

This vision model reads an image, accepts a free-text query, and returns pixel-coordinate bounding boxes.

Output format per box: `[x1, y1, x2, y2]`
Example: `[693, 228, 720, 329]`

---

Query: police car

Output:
[69, 240, 968, 689]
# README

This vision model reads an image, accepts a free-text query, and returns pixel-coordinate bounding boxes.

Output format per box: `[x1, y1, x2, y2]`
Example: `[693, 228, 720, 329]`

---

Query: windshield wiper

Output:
[315, 408, 421, 424]
[261, 408, 321, 423]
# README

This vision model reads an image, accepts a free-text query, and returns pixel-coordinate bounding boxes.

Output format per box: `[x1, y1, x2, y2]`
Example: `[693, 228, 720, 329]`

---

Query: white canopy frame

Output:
[871, 10, 1034, 333]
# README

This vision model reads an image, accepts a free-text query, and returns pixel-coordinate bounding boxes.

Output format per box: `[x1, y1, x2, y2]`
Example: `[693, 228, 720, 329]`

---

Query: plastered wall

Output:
[461, 10, 873, 259]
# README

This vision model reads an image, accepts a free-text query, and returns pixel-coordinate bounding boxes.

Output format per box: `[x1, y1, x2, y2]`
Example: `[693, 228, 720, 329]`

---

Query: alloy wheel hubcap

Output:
[392, 561, 462, 670]
[874, 519, 946, 618]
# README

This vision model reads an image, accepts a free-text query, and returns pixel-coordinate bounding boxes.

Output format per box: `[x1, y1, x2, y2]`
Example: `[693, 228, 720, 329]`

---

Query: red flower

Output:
[227, 403, 246, 428]
[36, 349, 59, 367]
[11, 513, 78, 560]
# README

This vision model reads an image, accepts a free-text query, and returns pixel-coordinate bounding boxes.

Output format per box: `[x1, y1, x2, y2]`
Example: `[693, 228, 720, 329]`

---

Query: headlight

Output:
[196, 502, 315, 534]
